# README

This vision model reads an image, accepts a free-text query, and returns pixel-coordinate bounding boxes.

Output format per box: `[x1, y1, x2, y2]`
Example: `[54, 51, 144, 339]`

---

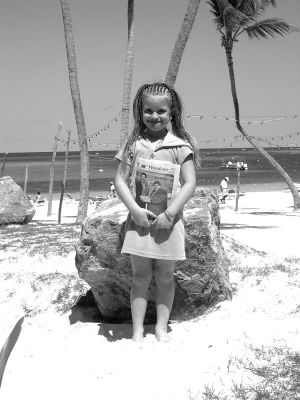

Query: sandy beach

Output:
[0, 190, 299, 399]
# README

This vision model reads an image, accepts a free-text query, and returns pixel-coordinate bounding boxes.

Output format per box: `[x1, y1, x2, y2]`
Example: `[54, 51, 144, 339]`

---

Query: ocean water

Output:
[1, 148, 300, 196]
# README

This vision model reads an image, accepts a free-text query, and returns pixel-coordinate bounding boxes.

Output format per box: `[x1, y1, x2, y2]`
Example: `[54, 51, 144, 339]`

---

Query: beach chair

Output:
[35, 198, 46, 206]
[227, 189, 246, 199]
[219, 189, 228, 203]
[89, 195, 108, 205]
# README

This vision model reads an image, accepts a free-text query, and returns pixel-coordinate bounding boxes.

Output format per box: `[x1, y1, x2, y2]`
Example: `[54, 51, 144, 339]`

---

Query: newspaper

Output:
[131, 157, 180, 215]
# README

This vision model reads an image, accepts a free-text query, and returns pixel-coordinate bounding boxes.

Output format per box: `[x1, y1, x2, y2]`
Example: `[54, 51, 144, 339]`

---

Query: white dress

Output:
[115, 132, 193, 260]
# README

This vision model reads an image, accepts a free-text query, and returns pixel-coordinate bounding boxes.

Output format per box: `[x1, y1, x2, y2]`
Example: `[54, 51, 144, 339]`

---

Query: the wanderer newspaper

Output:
[131, 157, 180, 216]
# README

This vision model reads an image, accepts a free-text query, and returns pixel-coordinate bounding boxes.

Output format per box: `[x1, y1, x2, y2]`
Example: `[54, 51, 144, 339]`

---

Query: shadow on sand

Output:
[220, 223, 279, 230]
[68, 289, 172, 342]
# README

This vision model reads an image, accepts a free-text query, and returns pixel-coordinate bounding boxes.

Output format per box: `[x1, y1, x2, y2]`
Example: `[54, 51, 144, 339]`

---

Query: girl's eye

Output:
[143, 108, 168, 114]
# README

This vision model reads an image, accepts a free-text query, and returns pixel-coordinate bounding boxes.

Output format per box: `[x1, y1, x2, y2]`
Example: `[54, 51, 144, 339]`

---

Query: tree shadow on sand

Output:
[0, 222, 80, 258]
[220, 223, 279, 230]
[247, 210, 300, 217]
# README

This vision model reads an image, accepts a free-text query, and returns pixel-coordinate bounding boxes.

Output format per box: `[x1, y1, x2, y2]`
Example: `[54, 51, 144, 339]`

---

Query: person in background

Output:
[109, 182, 116, 198]
[35, 191, 45, 205]
[36, 192, 42, 201]
[220, 177, 229, 203]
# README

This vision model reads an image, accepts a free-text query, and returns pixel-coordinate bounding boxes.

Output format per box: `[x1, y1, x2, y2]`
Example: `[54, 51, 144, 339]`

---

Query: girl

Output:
[115, 82, 198, 342]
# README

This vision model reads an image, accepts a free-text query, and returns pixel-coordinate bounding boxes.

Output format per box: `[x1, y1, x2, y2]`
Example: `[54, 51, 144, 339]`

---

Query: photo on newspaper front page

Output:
[131, 157, 180, 216]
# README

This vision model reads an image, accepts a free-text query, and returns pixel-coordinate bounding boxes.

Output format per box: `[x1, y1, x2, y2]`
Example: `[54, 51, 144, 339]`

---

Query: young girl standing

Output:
[115, 82, 198, 342]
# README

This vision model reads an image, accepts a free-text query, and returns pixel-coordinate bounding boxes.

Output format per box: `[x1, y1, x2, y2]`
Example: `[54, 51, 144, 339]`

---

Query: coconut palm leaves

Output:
[208, 0, 296, 44]
[243, 18, 295, 40]
[208, 0, 253, 32]
[208, 0, 300, 209]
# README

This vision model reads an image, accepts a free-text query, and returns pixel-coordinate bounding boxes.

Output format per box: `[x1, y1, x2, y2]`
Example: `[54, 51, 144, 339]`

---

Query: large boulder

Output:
[75, 189, 232, 322]
[0, 176, 35, 225]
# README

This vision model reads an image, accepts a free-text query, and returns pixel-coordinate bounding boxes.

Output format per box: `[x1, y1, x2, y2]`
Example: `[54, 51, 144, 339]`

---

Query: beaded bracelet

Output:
[164, 209, 174, 223]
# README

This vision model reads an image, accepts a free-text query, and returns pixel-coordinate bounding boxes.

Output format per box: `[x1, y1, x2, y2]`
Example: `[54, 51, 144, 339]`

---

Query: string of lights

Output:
[250, 134, 300, 149]
[54, 112, 300, 150]
[87, 111, 121, 139]
[187, 114, 300, 125]
[57, 131, 300, 150]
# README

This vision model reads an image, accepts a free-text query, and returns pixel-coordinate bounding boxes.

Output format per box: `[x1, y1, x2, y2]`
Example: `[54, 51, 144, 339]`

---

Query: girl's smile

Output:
[142, 94, 171, 138]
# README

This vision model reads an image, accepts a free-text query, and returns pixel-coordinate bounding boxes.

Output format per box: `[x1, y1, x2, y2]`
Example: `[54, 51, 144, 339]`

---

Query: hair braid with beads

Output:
[120, 82, 199, 167]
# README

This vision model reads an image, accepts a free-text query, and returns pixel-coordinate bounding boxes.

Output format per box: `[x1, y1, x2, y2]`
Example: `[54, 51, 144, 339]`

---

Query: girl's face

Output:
[142, 94, 171, 138]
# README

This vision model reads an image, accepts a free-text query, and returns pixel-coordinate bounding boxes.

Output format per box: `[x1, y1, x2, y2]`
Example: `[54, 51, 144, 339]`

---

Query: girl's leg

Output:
[154, 259, 176, 342]
[130, 255, 153, 342]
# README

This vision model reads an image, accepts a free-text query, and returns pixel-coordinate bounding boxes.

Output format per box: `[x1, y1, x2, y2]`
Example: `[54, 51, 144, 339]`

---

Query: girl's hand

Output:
[152, 212, 174, 230]
[131, 208, 156, 227]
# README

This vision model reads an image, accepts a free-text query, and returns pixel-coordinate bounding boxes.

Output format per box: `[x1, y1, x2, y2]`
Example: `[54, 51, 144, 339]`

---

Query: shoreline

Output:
[34, 180, 300, 202]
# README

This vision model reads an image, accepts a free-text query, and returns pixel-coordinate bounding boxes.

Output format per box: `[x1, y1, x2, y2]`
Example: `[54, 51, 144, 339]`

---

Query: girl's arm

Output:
[154, 155, 196, 229]
[114, 162, 156, 227]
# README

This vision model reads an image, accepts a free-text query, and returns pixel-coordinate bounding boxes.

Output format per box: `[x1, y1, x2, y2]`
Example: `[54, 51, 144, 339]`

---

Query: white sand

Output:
[220, 191, 300, 257]
[31, 196, 98, 224]
[0, 191, 299, 399]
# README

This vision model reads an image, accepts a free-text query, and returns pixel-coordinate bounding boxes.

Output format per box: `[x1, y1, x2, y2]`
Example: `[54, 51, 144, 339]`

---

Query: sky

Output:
[1, 0, 300, 152]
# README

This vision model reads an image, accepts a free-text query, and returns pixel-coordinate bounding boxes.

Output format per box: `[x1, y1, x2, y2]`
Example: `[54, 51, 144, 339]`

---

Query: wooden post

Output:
[24, 164, 29, 196]
[235, 164, 241, 212]
[58, 130, 71, 224]
[47, 122, 63, 216]
[1, 153, 8, 177]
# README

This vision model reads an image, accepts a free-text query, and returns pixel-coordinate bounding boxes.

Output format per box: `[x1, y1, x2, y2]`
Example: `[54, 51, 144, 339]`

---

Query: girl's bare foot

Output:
[155, 327, 170, 343]
[132, 329, 144, 343]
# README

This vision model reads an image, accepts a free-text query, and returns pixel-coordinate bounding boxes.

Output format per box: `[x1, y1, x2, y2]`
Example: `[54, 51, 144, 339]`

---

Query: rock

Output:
[0, 176, 36, 225]
[75, 189, 232, 322]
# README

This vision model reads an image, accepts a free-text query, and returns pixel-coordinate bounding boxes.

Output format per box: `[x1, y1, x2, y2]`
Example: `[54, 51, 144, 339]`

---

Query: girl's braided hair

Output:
[121, 82, 200, 167]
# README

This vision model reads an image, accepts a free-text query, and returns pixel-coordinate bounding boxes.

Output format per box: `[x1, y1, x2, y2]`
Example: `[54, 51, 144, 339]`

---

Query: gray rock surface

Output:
[0, 176, 35, 225]
[75, 189, 232, 322]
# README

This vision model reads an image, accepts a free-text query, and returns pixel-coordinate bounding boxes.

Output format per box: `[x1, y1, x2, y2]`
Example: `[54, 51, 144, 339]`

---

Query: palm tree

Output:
[208, 0, 300, 209]
[60, 0, 89, 222]
[165, 0, 202, 87]
[120, 0, 135, 147]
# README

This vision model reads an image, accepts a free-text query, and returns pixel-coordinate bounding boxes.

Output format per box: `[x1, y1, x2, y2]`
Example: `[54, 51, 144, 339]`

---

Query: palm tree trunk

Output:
[225, 45, 300, 210]
[24, 164, 29, 196]
[60, 0, 89, 223]
[47, 121, 62, 216]
[165, 0, 201, 87]
[58, 130, 71, 224]
[120, 0, 134, 147]
[1, 153, 8, 177]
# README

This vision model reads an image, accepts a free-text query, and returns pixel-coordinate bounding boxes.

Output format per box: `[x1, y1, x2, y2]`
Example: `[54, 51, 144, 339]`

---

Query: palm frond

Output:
[208, 0, 254, 31]
[223, 6, 254, 30]
[0, 316, 24, 388]
[228, 0, 242, 7]
[207, 0, 220, 17]
[239, 0, 260, 16]
[238, 0, 276, 17]
[207, 0, 224, 30]
[244, 18, 298, 40]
